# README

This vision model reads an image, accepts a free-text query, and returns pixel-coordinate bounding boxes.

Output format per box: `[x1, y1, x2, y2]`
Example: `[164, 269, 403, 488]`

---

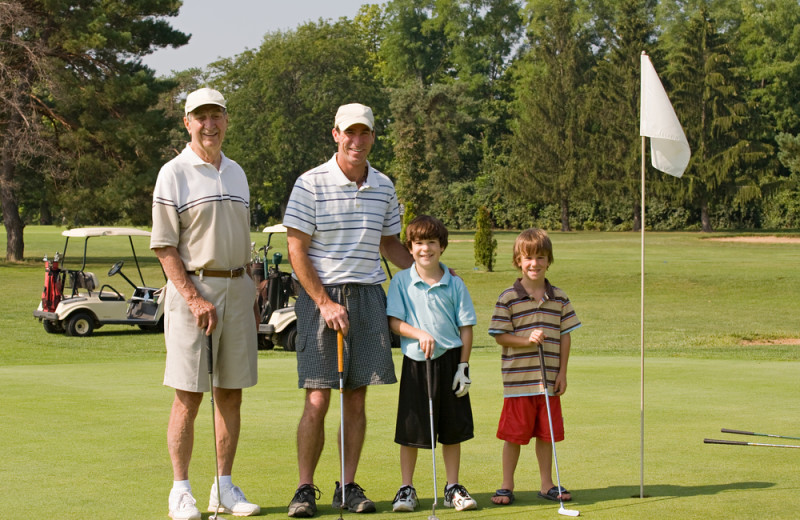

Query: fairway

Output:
[2, 227, 799, 519]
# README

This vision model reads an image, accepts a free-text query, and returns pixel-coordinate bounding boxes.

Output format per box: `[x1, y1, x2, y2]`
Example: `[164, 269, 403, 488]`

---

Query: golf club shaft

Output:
[337, 330, 346, 517]
[537, 344, 565, 504]
[206, 334, 222, 519]
[426, 357, 438, 516]
[721, 428, 800, 441]
[705, 438, 800, 448]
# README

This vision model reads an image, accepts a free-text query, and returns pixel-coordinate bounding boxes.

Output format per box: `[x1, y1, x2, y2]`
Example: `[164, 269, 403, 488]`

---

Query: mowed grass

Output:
[2, 226, 799, 519]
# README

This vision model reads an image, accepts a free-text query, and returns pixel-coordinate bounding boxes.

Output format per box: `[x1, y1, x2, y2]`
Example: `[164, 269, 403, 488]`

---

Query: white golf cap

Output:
[334, 103, 374, 131]
[185, 88, 226, 115]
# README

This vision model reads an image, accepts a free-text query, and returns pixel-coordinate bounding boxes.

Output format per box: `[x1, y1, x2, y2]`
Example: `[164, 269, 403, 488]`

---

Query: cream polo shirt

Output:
[150, 144, 251, 270]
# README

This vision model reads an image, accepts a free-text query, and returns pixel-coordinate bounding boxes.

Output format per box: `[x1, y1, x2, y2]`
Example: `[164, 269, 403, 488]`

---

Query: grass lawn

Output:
[2, 226, 799, 519]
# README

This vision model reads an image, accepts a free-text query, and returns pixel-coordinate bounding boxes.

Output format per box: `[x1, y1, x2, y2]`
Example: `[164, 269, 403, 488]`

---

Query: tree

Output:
[474, 205, 496, 271]
[504, 0, 598, 231]
[661, 2, 762, 231]
[220, 19, 386, 222]
[0, 0, 187, 260]
[590, 0, 658, 231]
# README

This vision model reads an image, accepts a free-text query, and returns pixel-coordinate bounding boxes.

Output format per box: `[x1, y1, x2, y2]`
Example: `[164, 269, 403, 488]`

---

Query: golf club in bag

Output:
[425, 357, 439, 520]
[337, 330, 346, 520]
[207, 334, 222, 520]
[537, 343, 580, 517]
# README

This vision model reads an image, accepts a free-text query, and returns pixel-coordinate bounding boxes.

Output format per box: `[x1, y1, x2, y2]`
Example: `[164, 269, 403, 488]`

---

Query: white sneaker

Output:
[443, 483, 477, 511]
[392, 485, 419, 512]
[209, 482, 261, 517]
[169, 490, 201, 520]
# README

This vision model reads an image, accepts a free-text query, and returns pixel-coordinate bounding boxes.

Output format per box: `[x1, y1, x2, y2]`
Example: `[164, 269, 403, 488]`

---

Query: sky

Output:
[142, 0, 379, 76]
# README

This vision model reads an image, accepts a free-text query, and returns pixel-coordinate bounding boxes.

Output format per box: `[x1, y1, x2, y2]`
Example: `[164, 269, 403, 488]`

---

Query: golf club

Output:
[206, 334, 222, 520]
[704, 438, 800, 448]
[425, 356, 439, 520]
[337, 330, 346, 520]
[537, 343, 580, 517]
[721, 428, 800, 441]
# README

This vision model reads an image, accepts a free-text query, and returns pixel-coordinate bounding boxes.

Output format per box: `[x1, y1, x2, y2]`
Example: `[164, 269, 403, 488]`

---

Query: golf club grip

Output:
[425, 357, 433, 398]
[536, 343, 547, 392]
[206, 334, 213, 375]
[721, 428, 755, 436]
[704, 438, 747, 446]
[337, 331, 344, 373]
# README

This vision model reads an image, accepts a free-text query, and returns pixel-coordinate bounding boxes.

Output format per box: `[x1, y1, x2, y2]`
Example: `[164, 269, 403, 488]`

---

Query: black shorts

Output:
[394, 347, 474, 448]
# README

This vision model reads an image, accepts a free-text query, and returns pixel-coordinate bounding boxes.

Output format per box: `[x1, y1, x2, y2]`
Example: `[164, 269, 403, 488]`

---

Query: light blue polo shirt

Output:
[386, 262, 477, 361]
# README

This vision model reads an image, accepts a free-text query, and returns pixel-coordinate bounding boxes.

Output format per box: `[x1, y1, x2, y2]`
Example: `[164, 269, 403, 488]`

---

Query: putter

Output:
[425, 357, 439, 520]
[704, 438, 800, 449]
[721, 428, 800, 441]
[206, 334, 223, 520]
[337, 330, 346, 520]
[537, 344, 580, 517]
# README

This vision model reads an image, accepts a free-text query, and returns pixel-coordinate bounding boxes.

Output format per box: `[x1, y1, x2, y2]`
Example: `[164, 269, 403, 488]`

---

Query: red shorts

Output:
[496, 395, 565, 445]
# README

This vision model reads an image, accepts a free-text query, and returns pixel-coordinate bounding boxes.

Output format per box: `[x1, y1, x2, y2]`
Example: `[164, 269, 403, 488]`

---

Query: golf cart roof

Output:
[262, 224, 287, 234]
[62, 227, 151, 238]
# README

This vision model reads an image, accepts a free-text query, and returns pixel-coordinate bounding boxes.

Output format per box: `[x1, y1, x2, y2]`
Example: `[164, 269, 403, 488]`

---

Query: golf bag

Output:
[41, 254, 65, 312]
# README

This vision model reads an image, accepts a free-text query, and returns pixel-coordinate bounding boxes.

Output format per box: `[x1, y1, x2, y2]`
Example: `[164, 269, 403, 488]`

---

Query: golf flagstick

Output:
[425, 357, 439, 520]
[337, 330, 346, 520]
[537, 344, 580, 517]
[206, 334, 222, 520]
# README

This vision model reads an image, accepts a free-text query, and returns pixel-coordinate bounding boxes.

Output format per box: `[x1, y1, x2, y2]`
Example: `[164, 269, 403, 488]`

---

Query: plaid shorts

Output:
[295, 283, 397, 389]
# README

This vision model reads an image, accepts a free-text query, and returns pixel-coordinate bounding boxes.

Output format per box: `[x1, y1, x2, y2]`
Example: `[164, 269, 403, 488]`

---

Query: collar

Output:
[512, 277, 555, 302]
[183, 143, 230, 171]
[410, 262, 450, 287]
[329, 153, 381, 188]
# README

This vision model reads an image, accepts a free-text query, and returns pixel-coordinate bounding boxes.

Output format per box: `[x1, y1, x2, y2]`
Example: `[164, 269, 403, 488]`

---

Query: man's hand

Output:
[188, 294, 217, 336]
[452, 362, 471, 398]
[319, 300, 349, 336]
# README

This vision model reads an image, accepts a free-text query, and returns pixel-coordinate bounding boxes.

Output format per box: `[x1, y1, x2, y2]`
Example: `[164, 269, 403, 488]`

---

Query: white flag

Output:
[640, 53, 691, 177]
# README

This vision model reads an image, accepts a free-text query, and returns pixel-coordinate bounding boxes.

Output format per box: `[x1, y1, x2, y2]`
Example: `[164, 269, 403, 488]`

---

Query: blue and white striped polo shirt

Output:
[283, 154, 402, 285]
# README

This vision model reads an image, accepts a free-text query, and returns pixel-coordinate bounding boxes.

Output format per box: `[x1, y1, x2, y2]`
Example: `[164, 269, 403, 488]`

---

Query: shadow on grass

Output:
[450, 482, 774, 517]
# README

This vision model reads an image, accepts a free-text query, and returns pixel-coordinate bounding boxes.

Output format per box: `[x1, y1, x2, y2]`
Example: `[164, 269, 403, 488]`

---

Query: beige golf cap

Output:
[335, 103, 374, 131]
[185, 88, 226, 115]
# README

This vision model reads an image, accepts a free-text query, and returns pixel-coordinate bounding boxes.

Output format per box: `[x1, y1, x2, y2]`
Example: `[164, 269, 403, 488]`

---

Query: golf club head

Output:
[428, 515, 440, 520]
[558, 505, 580, 517]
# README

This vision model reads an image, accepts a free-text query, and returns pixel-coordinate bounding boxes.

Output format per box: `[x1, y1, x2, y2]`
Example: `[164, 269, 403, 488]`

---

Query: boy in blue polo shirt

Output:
[386, 215, 478, 513]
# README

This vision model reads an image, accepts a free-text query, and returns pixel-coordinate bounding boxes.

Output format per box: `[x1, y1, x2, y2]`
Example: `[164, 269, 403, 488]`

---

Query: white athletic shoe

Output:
[443, 483, 477, 511]
[209, 482, 261, 517]
[392, 485, 419, 512]
[169, 490, 201, 520]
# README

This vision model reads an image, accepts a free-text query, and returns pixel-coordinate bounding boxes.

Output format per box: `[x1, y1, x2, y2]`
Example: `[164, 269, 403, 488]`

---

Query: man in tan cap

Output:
[283, 103, 413, 517]
[151, 87, 260, 520]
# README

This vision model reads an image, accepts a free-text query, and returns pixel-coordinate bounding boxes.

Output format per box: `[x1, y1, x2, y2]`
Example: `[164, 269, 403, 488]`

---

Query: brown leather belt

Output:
[187, 267, 246, 278]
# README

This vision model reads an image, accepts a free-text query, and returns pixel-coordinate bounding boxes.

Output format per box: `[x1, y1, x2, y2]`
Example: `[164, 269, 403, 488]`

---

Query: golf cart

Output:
[33, 227, 166, 337]
[253, 224, 297, 351]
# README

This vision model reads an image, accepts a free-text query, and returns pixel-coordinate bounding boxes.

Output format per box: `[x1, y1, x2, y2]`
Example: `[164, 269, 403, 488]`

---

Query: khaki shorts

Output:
[163, 276, 258, 392]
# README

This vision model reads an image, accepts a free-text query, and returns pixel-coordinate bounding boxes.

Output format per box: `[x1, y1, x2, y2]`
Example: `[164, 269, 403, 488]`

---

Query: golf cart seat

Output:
[67, 270, 99, 295]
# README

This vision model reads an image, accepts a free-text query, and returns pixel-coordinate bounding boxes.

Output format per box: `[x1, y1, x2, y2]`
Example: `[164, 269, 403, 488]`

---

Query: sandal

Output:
[491, 489, 515, 505]
[538, 486, 571, 502]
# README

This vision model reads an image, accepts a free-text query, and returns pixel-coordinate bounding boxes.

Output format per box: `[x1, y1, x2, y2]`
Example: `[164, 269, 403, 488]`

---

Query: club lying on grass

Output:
[721, 428, 800, 441]
[704, 438, 800, 449]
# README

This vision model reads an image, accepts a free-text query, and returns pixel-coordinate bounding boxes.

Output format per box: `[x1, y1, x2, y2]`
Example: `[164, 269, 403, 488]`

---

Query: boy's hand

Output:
[554, 371, 567, 395]
[528, 329, 545, 345]
[418, 331, 436, 359]
[452, 362, 471, 397]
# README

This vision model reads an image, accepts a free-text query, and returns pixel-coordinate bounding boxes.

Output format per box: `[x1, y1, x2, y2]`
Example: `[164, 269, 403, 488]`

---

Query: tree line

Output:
[2, 0, 799, 261]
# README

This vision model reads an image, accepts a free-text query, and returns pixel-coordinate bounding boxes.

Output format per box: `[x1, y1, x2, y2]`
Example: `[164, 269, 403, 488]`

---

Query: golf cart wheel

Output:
[66, 312, 95, 337]
[138, 316, 164, 333]
[280, 324, 297, 352]
[258, 335, 274, 351]
[43, 320, 65, 334]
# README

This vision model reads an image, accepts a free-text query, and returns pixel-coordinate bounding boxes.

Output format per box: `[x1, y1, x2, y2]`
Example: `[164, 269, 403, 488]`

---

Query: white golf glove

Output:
[452, 362, 471, 398]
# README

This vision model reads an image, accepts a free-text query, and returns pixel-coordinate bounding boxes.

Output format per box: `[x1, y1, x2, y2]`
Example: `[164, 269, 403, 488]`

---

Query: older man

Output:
[151, 88, 260, 520]
[283, 103, 413, 517]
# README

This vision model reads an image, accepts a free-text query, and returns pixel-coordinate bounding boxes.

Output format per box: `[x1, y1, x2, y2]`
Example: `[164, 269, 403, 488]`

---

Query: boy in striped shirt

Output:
[488, 228, 581, 506]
